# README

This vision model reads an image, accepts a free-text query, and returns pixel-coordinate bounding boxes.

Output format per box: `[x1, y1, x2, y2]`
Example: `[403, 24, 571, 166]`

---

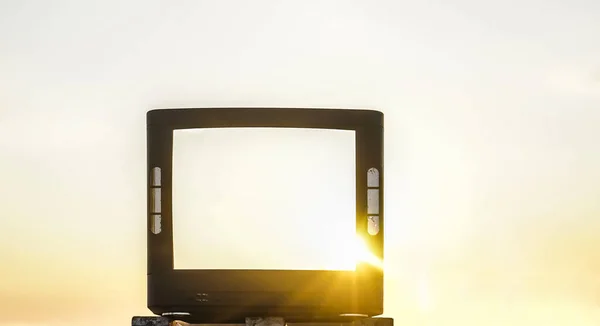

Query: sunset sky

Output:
[1, 0, 600, 325]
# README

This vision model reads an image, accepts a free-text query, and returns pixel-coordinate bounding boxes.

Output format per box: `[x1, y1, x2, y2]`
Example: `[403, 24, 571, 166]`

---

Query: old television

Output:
[146, 108, 384, 323]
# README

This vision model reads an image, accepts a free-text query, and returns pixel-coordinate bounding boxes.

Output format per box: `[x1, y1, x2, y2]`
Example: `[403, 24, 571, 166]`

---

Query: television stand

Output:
[131, 316, 393, 326]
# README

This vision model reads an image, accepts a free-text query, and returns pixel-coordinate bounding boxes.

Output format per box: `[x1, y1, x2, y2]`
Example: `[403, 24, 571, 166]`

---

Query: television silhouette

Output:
[146, 108, 384, 323]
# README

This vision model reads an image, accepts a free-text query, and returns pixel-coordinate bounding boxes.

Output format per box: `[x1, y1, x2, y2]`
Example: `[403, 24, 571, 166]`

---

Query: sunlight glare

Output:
[327, 235, 384, 270]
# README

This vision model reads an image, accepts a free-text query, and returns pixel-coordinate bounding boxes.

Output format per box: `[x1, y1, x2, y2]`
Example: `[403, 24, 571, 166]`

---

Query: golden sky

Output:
[1, 1, 600, 325]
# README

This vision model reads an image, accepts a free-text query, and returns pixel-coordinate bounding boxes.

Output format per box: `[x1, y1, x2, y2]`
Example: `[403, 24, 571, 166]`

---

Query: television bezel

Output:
[146, 108, 384, 323]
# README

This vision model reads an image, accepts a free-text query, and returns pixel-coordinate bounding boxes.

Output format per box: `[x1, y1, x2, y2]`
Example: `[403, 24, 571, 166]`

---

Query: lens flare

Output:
[353, 235, 384, 269]
[328, 235, 383, 270]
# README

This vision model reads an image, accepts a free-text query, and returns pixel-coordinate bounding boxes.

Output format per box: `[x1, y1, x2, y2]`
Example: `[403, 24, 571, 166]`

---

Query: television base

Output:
[131, 316, 393, 326]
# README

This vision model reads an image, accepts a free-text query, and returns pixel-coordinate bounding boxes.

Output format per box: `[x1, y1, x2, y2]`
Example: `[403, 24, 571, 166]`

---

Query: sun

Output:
[325, 235, 384, 270]
[352, 235, 384, 269]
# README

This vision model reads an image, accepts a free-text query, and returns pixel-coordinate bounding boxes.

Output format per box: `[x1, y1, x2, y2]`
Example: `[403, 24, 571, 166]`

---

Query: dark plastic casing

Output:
[147, 108, 384, 323]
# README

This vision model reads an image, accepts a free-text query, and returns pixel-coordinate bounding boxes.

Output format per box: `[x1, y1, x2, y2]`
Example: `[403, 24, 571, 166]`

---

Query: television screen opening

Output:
[172, 127, 356, 270]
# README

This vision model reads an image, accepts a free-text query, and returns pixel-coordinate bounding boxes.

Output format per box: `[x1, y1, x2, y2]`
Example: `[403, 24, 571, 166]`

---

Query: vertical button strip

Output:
[150, 167, 162, 234]
[367, 168, 380, 235]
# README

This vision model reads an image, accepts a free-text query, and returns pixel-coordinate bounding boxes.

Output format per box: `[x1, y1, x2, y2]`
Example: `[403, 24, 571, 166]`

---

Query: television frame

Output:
[146, 108, 384, 323]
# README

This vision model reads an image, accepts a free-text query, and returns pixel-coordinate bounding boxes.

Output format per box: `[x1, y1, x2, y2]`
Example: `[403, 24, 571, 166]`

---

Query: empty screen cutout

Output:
[172, 128, 356, 270]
